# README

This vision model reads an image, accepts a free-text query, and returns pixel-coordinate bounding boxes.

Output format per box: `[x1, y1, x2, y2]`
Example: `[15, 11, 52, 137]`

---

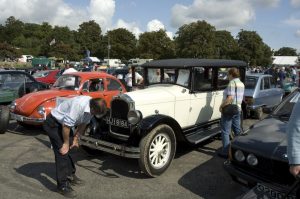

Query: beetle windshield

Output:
[245, 76, 258, 89]
[52, 75, 80, 90]
[272, 89, 300, 120]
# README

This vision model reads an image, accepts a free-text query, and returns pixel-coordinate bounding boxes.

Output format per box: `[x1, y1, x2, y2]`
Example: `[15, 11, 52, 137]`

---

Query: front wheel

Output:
[139, 124, 176, 177]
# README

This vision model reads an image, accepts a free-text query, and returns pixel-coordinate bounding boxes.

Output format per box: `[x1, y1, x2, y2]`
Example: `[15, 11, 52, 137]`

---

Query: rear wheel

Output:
[0, 106, 10, 134]
[139, 124, 176, 177]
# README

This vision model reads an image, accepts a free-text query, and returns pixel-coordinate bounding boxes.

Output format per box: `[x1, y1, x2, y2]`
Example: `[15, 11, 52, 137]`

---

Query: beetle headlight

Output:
[234, 150, 245, 162]
[127, 110, 142, 125]
[247, 154, 258, 166]
[37, 106, 45, 116]
[9, 100, 17, 111]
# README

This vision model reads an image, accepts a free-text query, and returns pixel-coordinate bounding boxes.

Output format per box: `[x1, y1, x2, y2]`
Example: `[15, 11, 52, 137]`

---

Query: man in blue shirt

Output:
[43, 96, 107, 198]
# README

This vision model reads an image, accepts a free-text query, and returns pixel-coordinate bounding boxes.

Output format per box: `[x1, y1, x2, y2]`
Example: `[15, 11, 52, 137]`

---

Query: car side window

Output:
[193, 67, 212, 91]
[260, 79, 264, 90]
[107, 78, 122, 91]
[89, 79, 104, 92]
[269, 77, 275, 88]
[217, 68, 229, 90]
[264, 77, 271, 89]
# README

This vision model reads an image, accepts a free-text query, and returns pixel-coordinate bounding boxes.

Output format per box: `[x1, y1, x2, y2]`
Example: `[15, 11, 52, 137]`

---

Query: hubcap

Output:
[149, 133, 171, 169]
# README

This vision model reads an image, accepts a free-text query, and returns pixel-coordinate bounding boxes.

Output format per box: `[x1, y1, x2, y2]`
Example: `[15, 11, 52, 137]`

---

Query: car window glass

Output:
[53, 75, 80, 90]
[260, 79, 264, 90]
[176, 69, 190, 87]
[264, 77, 271, 89]
[193, 67, 212, 91]
[245, 76, 258, 89]
[89, 79, 104, 92]
[270, 77, 275, 88]
[273, 91, 300, 118]
[217, 68, 229, 90]
[82, 81, 89, 91]
[107, 78, 121, 91]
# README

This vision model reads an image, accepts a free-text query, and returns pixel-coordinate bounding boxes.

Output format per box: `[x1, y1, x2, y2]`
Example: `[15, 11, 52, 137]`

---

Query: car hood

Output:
[126, 85, 177, 106]
[15, 89, 77, 115]
[232, 117, 288, 162]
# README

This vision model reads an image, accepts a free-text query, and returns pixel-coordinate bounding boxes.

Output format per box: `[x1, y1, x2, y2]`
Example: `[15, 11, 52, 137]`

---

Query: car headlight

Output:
[9, 100, 17, 111]
[37, 106, 45, 116]
[247, 154, 258, 166]
[234, 150, 245, 162]
[127, 110, 142, 125]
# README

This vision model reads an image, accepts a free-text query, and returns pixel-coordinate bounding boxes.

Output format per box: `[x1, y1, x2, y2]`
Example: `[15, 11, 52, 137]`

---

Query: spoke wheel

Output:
[139, 124, 176, 177]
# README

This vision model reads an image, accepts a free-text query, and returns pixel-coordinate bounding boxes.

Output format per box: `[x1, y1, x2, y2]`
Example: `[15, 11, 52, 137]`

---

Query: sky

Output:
[0, 0, 300, 52]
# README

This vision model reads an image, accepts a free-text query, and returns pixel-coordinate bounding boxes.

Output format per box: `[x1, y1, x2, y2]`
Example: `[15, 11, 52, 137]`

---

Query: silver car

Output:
[244, 74, 284, 119]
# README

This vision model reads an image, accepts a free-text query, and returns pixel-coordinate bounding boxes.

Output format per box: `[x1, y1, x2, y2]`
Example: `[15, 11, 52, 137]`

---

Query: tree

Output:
[48, 42, 80, 61]
[0, 42, 21, 60]
[4, 16, 24, 44]
[138, 29, 175, 59]
[102, 28, 137, 60]
[214, 30, 239, 59]
[274, 47, 297, 56]
[236, 30, 272, 66]
[174, 20, 216, 58]
[76, 21, 102, 58]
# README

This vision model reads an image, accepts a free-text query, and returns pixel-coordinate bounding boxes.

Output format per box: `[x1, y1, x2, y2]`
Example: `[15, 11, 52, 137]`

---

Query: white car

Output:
[80, 58, 247, 177]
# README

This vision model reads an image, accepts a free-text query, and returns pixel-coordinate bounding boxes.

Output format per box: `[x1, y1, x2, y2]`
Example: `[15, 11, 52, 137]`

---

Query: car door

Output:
[267, 76, 283, 107]
[188, 67, 215, 126]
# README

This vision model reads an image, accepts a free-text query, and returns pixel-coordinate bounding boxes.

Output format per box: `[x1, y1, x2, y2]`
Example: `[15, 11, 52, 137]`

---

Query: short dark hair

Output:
[228, 67, 240, 78]
[90, 98, 107, 116]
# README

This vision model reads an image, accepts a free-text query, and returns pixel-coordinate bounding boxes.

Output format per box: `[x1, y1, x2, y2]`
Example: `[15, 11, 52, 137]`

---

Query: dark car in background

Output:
[224, 88, 300, 198]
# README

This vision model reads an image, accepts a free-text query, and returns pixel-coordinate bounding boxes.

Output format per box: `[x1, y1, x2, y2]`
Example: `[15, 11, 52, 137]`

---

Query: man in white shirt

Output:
[125, 67, 143, 91]
[62, 64, 78, 75]
[43, 96, 107, 198]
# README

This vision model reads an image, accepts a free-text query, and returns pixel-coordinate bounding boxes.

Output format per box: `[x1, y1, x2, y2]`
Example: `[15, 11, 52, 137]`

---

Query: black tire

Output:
[139, 124, 176, 177]
[0, 106, 10, 134]
[253, 107, 263, 120]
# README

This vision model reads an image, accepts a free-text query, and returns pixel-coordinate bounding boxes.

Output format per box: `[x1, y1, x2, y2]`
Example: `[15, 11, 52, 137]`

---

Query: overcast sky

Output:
[0, 0, 300, 51]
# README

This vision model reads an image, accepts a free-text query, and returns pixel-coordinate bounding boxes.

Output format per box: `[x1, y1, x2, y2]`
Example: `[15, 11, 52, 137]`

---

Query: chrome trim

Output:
[10, 113, 45, 123]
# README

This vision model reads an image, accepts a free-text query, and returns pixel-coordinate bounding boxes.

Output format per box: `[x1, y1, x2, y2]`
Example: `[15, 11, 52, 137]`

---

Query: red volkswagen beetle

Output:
[10, 72, 126, 127]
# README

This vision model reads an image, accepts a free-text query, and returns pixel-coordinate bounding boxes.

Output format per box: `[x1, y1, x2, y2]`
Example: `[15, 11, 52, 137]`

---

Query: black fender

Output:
[138, 114, 185, 142]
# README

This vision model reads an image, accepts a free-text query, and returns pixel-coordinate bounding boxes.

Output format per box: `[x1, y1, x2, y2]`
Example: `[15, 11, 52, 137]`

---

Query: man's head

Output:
[227, 68, 240, 80]
[90, 98, 107, 118]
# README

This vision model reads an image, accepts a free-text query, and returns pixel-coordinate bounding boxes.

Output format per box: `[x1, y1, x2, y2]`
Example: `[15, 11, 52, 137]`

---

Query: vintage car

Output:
[79, 58, 247, 177]
[8, 72, 126, 129]
[244, 74, 284, 119]
[224, 88, 300, 198]
[32, 69, 60, 85]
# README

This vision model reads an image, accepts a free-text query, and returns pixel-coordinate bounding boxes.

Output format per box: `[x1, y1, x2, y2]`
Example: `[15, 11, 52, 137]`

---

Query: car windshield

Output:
[273, 90, 300, 120]
[52, 75, 80, 90]
[245, 76, 258, 89]
[33, 71, 49, 78]
[0, 73, 27, 91]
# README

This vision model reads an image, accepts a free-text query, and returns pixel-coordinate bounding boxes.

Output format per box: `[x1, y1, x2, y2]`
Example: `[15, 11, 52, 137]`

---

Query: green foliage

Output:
[103, 28, 137, 60]
[274, 47, 297, 56]
[175, 21, 216, 58]
[0, 42, 21, 60]
[138, 29, 175, 59]
[236, 30, 272, 66]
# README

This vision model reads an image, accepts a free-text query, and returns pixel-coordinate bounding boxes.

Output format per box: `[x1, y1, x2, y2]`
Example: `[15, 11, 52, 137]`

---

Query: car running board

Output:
[185, 126, 221, 145]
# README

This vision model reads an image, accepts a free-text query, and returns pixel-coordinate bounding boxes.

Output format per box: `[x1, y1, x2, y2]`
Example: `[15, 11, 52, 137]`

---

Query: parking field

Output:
[0, 119, 258, 199]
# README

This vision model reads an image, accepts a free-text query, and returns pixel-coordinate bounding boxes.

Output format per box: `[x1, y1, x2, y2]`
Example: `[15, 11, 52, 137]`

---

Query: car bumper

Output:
[223, 160, 293, 191]
[10, 112, 45, 124]
[79, 135, 140, 158]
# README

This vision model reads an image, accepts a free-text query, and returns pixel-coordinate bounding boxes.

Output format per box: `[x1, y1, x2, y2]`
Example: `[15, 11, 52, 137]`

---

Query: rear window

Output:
[245, 76, 258, 89]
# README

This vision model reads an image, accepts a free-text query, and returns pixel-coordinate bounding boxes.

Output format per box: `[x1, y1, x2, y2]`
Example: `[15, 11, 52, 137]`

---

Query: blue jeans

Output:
[220, 111, 242, 155]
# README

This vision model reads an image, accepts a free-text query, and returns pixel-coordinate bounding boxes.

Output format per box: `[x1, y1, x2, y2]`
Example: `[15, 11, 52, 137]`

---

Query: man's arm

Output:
[60, 124, 71, 155]
[71, 123, 87, 149]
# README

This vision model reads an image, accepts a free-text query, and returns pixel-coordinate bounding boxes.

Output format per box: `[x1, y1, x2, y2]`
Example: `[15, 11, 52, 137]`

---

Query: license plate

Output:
[255, 183, 296, 199]
[106, 117, 129, 128]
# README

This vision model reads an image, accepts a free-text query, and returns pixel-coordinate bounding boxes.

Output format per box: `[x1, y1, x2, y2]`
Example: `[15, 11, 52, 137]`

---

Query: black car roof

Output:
[141, 58, 247, 68]
[0, 70, 29, 74]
